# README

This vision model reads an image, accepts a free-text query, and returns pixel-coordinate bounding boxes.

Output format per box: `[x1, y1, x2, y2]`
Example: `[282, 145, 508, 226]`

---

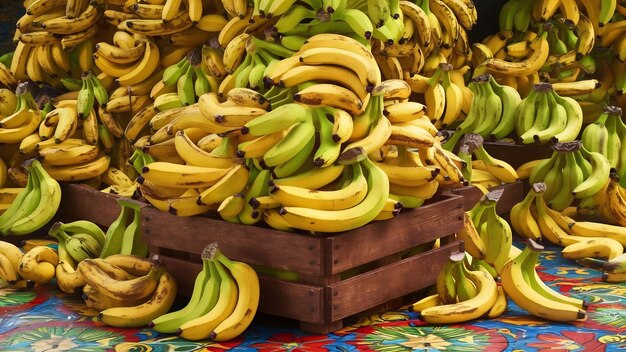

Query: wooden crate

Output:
[483, 140, 553, 169]
[446, 181, 524, 213]
[55, 183, 133, 227]
[142, 194, 464, 334]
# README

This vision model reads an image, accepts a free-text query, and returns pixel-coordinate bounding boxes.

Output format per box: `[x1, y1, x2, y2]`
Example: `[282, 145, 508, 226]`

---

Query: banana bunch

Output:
[581, 106, 626, 178]
[48, 220, 105, 262]
[443, 74, 521, 150]
[0, 240, 35, 288]
[457, 133, 519, 188]
[155, 48, 215, 111]
[599, 15, 626, 63]
[99, 198, 148, 258]
[153, 242, 260, 342]
[0, 159, 61, 236]
[514, 82, 583, 145]
[0, 83, 42, 145]
[527, 182, 624, 261]
[408, 251, 501, 323]
[75, 72, 109, 118]
[529, 141, 610, 211]
[501, 238, 588, 322]
[17, 245, 59, 284]
[11, 0, 104, 87]
[77, 254, 177, 328]
[265, 33, 377, 103]
[455, 190, 513, 274]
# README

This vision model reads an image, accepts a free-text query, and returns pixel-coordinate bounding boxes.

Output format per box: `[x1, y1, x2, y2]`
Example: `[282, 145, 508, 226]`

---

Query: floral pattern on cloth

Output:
[0, 245, 624, 352]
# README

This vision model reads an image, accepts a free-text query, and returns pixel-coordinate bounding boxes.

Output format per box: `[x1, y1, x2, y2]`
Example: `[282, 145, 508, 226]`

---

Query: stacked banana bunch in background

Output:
[455, 133, 519, 189]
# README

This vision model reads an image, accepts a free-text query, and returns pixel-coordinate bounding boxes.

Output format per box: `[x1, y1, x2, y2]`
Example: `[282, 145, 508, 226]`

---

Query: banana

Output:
[500, 240, 587, 322]
[177, 255, 239, 340]
[4, 160, 62, 236]
[17, 245, 59, 284]
[270, 163, 368, 211]
[483, 198, 513, 274]
[79, 258, 162, 302]
[198, 93, 267, 127]
[279, 158, 389, 233]
[571, 148, 611, 199]
[241, 103, 310, 136]
[99, 270, 176, 328]
[338, 115, 392, 165]
[420, 259, 498, 323]
[562, 238, 624, 260]
[509, 183, 542, 241]
[151, 259, 219, 333]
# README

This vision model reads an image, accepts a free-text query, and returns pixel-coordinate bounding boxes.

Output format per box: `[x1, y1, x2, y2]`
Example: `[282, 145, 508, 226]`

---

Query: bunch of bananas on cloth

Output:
[48, 220, 105, 262]
[501, 239, 588, 322]
[77, 255, 177, 328]
[509, 182, 626, 265]
[408, 251, 503, 323]
[455, 133, 519, 189]
[0, 240, 35, 288]
[0, 159, 61, 236]
[151, 242, 260, 342]
[580, 106, 626, 186]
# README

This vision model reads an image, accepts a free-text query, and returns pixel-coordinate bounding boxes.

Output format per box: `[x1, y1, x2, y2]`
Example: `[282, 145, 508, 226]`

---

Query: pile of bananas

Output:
[0, 159, 61, 236]
[509, 182, 626, 271]
[78, 255, 177, 328]
[151, 242, 260, 342]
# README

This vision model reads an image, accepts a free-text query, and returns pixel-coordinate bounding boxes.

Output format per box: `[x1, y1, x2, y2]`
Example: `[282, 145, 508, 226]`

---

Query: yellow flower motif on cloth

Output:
[31, 335, 79, 352]
[399, 333, 451, 349]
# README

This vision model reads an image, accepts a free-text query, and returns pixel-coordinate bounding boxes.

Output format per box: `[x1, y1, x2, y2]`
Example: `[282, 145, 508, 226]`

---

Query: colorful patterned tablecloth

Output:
[1, 245, 625, 352]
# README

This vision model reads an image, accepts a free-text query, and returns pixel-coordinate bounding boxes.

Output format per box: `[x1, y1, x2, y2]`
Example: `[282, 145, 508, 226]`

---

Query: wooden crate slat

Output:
[328, 241, 462, 321]
[449, 181, 524, 213]
[58, 184, 124, 227]
[328, 195, 464, 275]
[483, 141, 553, 168]
[157, 255, 325, 324]
[142, 207, 326, 276]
